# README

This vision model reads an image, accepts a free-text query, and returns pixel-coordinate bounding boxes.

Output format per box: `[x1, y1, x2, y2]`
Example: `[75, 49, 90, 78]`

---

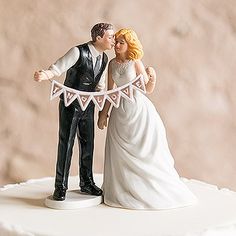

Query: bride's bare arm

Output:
[97, 61, 115, 130]
[134, 60, 156, 94]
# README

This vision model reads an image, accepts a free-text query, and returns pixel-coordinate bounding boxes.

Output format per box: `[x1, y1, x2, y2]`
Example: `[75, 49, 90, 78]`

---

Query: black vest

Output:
[61, 43, 108, 109]
[64, 43, 108, 91]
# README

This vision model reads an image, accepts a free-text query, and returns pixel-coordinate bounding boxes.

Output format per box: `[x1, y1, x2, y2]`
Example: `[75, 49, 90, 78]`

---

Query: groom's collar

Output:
[88, 42, 103, 58]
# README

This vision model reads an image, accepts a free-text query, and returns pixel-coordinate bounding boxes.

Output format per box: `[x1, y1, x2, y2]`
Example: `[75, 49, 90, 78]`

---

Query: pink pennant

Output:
[92, 94, 106, 111]
[107, 91, 121, 108]
[120, 85, 134, 102]
[50, 80, 64, 100]
[63, 90, 77, 107]
[77, 94, 92, 111]
[132, 75, 146, 93]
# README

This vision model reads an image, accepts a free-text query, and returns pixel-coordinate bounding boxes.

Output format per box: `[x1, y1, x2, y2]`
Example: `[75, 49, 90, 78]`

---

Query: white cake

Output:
[1, 174, 236, 236]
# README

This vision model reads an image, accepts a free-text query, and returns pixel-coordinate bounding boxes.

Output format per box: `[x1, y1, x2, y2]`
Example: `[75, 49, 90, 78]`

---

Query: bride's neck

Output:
[116, 54, 128, 63]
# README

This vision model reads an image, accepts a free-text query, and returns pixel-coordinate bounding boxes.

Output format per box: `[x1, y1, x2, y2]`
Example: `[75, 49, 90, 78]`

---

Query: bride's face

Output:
[115, 35, 128, 55]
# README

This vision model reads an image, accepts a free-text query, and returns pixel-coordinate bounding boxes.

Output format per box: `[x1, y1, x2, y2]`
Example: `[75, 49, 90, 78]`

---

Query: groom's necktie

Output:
[94, 55, 101, 77]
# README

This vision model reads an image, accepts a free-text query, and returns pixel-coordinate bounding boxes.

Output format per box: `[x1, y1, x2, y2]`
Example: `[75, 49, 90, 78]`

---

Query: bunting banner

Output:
[50, 74, 146, 111]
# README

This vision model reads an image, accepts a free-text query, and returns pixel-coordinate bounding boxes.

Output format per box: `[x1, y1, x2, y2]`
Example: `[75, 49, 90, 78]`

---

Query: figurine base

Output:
[45, 190, 103, 209]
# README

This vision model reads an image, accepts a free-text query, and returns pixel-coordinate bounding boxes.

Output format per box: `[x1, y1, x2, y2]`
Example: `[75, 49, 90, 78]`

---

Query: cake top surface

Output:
[1, 174, 236, 236]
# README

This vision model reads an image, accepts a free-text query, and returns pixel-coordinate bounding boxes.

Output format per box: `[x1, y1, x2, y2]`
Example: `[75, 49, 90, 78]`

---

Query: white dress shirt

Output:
[48, 42, 106, 91]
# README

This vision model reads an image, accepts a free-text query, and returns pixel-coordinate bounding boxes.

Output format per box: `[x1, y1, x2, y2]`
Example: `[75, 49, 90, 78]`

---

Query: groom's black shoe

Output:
[52, 187, 66, 201]
[80, 184, 103, 196]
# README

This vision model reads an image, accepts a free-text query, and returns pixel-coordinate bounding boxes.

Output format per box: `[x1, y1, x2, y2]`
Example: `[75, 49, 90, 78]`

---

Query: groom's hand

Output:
[34, 71, 48, 82]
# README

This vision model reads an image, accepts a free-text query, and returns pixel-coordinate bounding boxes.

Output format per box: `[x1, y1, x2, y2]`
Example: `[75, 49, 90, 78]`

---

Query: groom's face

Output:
[99, 29, 115, 50]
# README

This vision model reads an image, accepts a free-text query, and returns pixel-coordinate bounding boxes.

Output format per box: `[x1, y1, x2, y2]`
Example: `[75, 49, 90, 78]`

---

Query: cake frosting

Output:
[1, 174, 236, 236]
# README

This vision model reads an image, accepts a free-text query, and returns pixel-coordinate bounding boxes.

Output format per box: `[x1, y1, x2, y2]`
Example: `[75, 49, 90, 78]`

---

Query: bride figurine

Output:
[98, 28, 197, 210]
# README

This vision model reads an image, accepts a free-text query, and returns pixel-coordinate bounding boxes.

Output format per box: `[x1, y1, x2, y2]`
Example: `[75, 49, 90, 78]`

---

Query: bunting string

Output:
[50, 74, 146, 111]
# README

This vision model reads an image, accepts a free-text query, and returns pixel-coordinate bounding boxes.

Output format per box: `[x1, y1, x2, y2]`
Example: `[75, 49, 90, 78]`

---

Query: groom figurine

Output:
[34, 23, 115, 201]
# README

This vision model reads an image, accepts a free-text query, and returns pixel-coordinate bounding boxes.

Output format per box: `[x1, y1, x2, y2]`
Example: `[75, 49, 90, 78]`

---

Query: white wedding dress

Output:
[103, 58, 197, 209]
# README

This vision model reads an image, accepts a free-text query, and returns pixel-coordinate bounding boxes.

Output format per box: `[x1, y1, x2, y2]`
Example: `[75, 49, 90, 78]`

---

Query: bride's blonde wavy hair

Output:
[115, 28, 143, 60]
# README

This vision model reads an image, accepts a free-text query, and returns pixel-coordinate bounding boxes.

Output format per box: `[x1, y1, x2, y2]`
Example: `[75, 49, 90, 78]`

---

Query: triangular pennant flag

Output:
[92, 94, 106, 111]
[106, 90, 121, 108]
[132, 75, 146, 94]
[63, 89, 78, 107]
[120, 85, 134, 102]
[50, 80, 64, 100]
[77, 93, 92, 111]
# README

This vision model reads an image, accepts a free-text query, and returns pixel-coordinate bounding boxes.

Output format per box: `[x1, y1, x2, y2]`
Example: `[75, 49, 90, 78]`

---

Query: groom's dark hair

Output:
[91, 23, 113, 42]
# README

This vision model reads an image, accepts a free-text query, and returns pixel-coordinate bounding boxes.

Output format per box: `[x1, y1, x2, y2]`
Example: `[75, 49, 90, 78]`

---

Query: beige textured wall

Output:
[0, 0, 235, 190]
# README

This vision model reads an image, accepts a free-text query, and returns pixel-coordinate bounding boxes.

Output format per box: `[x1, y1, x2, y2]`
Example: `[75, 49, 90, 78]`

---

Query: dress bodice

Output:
[110, 58, 137, 87]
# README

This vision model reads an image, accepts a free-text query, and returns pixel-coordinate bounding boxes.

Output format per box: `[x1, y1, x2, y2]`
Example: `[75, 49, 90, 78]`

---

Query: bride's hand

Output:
[146, 67, 156, 83]
[97, 112, 108, 130]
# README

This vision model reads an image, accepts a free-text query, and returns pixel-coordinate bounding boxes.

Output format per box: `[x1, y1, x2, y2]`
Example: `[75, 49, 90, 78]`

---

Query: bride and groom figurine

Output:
[34, 23, 197, 209]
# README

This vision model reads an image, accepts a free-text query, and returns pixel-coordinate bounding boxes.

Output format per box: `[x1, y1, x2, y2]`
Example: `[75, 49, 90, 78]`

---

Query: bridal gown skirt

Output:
[103, 91, 197, 210]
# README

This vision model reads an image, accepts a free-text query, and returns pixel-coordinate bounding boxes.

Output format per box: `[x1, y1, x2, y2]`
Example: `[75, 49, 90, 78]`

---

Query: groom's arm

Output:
[34, 47, 80, 82]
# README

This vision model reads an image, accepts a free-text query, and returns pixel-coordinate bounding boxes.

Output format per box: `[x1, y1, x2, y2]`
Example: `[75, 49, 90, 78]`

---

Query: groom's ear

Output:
[96, 35, 102, 41]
